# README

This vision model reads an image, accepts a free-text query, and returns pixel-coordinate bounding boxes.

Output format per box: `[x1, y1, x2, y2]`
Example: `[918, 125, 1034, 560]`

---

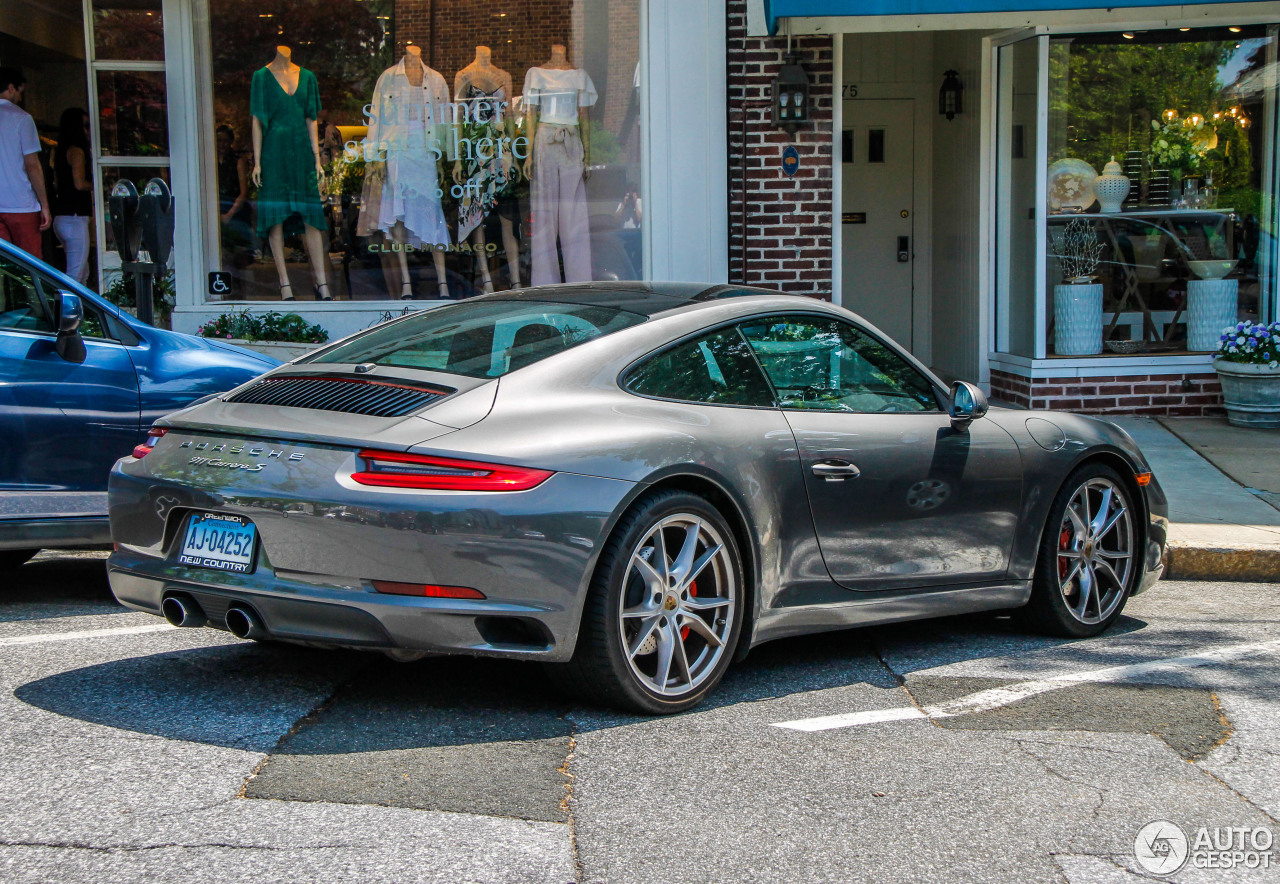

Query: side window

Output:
[625, 327, 774, 407]
[0, 254, 53, 334]
[739, 315, 940, 413]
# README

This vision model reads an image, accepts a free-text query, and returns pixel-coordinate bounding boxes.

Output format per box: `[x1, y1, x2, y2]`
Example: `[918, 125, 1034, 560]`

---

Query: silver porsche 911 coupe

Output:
[107, 283, 1167, 713]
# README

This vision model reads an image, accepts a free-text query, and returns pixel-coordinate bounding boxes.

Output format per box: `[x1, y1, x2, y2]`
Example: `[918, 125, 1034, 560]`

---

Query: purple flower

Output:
[226, 333, 232, 338]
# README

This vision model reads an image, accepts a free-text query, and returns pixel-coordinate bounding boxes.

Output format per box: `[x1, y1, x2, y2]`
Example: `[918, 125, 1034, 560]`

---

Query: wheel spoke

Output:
[627, 615, 661, 658]
[632, 551, 665, 595]
[671, 630, 692, 687]
[1057, 549, 1082, 560]
[1094, 557, 1124, 592]
[1089, 486, 1114, 535]
[1061, 559, 1083, 587]
[681, 543, 723, 591]
[680, 613, 724, 649]
[651, 528, 671, 583]
[684, 595, 731, 612]
[1079, 488, 1093, 531]
[1097, 505, 1126, 541]
[1097, 547, 1131, 560]
[670, 520, 702, 582]
[653, 623, 675, 689]
[1075, 565, 1095, 619]
[1065, 504, 1087, 538]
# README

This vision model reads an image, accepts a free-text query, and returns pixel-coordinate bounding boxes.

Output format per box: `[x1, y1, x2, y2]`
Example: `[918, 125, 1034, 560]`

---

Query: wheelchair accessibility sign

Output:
[207, 272, 232, 296]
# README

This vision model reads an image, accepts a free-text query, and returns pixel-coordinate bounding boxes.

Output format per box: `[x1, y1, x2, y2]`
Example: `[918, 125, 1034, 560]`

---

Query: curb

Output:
[1164, 544, 1280, 583]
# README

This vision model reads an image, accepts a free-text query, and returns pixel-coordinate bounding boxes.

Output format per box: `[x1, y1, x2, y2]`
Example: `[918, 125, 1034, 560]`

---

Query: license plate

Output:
[178, 513, 258, 573]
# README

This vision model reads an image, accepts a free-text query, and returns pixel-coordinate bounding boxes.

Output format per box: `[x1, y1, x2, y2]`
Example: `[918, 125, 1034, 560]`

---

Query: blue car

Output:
[0, 238, 278, 569]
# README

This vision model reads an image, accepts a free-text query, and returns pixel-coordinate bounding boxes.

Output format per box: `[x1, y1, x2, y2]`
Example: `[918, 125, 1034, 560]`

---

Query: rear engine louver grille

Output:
[225, 376, 449, 417]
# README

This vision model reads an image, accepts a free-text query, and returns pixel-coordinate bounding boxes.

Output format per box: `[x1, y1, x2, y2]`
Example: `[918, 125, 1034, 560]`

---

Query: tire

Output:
[1019, 463, 1139, 638]
[0, 549, 39, 571]
[551, 489, 745, 714]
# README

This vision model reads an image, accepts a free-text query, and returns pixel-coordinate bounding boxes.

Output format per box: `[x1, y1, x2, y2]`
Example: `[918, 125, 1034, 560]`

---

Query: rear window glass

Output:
[303, 300, 646, 378]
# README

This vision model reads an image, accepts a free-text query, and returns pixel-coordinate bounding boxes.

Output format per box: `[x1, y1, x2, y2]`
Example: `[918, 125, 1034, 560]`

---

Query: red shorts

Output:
[0, 212, 43, 260]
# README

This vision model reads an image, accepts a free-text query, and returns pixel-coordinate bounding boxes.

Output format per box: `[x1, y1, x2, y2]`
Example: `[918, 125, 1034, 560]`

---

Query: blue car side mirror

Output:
[54, 292, 86, 363]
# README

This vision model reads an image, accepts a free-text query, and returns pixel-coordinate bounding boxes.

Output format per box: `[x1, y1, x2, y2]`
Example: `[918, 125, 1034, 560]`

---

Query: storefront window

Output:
[995, 37, 1042, 358]
[205, 0, 643, 303]
[1043, 26, 1278, 356]
[92, 0, 165, 62]
[96, 70, 169, 157]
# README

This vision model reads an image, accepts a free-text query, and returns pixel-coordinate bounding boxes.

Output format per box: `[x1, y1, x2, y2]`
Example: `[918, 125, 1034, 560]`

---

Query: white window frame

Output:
[160, 0, 728, 335]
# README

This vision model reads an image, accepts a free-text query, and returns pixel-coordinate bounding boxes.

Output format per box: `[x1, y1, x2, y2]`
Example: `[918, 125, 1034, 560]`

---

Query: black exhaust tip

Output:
[225, 606, 267, 641]
[162, 594, 207, 628]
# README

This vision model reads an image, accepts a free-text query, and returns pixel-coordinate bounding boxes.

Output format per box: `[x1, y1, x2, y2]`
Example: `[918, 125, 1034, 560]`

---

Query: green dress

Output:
[250, 66, 328, 236]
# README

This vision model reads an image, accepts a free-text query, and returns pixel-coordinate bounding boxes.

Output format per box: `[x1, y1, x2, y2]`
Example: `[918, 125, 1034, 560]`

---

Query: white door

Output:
[841, 99, 916, 350]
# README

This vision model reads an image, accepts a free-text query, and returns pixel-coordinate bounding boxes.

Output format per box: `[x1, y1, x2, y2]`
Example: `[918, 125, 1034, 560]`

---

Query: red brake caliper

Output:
[1057, 526, 1073, 580]
[681, 581, 697, 640]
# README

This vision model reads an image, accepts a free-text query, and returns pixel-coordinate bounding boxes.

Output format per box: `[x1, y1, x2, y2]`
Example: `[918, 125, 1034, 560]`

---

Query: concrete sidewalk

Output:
[1105, 416, 1280, 582]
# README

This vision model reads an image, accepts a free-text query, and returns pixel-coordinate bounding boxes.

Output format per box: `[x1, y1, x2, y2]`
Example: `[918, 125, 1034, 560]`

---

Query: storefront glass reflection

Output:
[207, 0, 642, 303]
[1044, 27, 1277, 356]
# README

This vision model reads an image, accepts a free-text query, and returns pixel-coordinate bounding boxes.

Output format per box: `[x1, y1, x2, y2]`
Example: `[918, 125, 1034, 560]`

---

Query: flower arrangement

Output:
[197, 310, 329, 345]
[1215, 321, 1280, 368]
[1148, 118, 1205, 174]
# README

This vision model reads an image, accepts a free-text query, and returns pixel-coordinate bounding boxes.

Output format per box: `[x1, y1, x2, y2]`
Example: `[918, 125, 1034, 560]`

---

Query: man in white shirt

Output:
[0, 67, 52, 260]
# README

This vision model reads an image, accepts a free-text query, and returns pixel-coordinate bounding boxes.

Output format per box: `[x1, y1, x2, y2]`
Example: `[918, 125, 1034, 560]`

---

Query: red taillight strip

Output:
[351, 449, 554, 492]
[371, 581, 486, 599]
[132, 426, 167, 459]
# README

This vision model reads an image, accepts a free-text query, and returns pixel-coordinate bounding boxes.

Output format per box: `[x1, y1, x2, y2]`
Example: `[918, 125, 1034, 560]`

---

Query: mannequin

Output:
[452, 46, 519, 291]
[359, 44, 451, 299]
[251, 45, 331, 300]
[522, 44, 597, 286]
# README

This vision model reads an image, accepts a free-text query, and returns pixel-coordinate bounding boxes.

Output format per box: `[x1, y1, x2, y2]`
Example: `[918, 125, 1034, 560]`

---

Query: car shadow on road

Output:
[0, 552, 124, 622]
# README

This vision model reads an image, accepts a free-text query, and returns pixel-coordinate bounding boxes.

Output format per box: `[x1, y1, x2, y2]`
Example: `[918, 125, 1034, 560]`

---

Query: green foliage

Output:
[103, 272, 176, 323]
[197, 310, 329, 344]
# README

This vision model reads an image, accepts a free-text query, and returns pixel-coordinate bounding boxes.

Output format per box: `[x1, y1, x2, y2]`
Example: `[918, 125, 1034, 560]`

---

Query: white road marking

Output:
[0, 623, 175, 648]
[774, 638, 1280, 732]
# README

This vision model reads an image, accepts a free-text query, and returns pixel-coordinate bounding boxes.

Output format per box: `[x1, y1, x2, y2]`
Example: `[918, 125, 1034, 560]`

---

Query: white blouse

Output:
[521, 67, 598, 127]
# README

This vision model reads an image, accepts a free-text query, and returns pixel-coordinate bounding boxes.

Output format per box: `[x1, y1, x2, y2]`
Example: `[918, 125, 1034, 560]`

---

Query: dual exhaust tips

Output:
[161, 594, 266, 640]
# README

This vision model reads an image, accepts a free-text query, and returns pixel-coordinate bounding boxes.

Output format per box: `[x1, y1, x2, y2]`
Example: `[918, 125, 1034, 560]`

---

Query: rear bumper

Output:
[108, 553, 573, 660]
[107, 460, 638, 661]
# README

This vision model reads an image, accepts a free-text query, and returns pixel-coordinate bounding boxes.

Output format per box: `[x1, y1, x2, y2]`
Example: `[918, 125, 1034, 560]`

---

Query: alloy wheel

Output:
[1056, 477, 1134, 625]
[617, 514, 736, 697]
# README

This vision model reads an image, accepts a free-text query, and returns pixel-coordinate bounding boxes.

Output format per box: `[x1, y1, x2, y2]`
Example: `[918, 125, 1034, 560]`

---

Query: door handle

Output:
[897, 236, 910, 262]
[812, 460, 861, 481]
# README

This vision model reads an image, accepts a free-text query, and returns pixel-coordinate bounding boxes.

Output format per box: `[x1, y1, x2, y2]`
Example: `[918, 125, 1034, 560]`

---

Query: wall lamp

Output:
[939, 69, 963, 121]
[772, 53, 810, 133]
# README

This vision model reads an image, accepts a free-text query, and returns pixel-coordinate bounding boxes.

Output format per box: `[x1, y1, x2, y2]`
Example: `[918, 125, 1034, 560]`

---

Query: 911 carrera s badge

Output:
[187, 456, 265, 472]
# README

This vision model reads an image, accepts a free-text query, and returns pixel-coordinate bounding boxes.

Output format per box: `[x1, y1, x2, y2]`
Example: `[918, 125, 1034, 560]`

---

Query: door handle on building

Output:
[812, 460, 861, 481]
[897, 236, 910, 262]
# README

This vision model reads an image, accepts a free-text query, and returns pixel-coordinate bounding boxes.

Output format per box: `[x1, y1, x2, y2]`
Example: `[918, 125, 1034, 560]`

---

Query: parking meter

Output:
[108, 180, 140, 263]
[137, 178, 174, 267]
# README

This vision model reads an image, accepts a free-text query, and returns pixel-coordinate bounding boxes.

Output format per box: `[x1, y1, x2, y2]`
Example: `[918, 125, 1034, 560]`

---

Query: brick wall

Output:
[727, 1, 834, 298]
[990, 370, 1225, 416]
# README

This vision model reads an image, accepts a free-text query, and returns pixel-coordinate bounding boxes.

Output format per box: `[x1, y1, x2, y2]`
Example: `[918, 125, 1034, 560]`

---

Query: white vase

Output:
[1095, 157, 1130, 214]
[1187, 279, 1238, 351]
[1053, 283, 1103, 356]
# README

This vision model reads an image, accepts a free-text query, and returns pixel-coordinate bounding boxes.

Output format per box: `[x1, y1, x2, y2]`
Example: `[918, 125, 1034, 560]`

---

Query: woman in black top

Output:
[52, 108, 92, 284]
[216, 124, 255, 262]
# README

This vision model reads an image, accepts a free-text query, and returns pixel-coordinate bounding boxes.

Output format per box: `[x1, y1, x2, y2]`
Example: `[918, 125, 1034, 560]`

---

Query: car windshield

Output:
[303, 300, 646, 378]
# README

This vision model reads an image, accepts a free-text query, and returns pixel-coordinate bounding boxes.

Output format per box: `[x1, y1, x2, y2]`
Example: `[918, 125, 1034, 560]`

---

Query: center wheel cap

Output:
[664, 596, 678, 611]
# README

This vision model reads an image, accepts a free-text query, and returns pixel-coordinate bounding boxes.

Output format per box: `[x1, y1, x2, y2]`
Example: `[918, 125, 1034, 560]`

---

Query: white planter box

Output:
[224, 339, 320, 361]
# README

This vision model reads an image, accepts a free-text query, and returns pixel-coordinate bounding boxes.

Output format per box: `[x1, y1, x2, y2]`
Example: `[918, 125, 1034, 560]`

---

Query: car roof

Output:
[472, 281, 793, 317]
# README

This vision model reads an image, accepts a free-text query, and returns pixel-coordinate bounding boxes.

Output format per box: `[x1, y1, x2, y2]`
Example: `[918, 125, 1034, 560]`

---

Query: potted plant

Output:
[1053, 217, 1104, 356]
[197, 309, 329, 361]
[1214, 321, 1280, 428]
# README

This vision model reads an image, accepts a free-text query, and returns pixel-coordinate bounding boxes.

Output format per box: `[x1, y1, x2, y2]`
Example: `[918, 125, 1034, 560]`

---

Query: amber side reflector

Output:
[371, 580, 486, 599]
[1135, 472, 1152, 486]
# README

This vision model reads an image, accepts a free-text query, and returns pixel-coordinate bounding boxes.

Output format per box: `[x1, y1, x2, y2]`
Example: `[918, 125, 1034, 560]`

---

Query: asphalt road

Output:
[2, 551, 1278, 883]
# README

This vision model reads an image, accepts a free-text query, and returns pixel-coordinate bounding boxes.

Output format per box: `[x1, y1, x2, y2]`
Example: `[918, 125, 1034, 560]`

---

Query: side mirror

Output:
[949, 380, 988, 428]
[54, 292, 86, 363]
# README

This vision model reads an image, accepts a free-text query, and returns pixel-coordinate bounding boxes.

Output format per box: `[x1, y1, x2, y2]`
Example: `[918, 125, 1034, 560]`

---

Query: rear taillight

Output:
[132, 426, 168, 459]
[372, 581, 486, 599]
[351, 449, 553, 492]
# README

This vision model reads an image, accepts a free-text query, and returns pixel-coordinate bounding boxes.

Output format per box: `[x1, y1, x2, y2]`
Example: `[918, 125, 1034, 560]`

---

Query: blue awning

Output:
[766, 0, 1247, 33]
